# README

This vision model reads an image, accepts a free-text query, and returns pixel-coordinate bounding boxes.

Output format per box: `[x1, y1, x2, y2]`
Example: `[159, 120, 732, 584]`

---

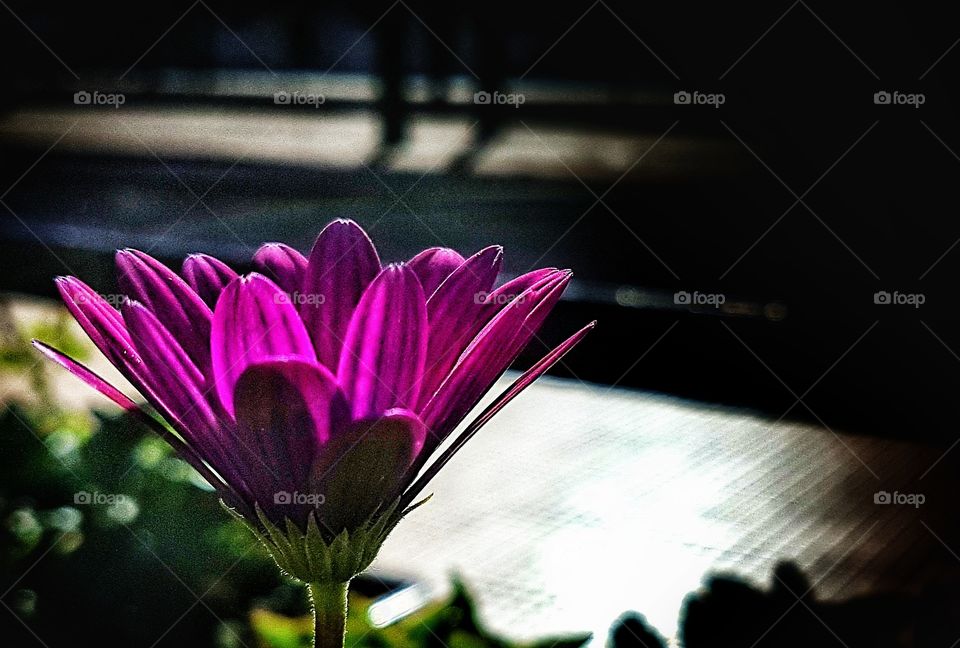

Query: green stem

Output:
[308, 580, 350, 648]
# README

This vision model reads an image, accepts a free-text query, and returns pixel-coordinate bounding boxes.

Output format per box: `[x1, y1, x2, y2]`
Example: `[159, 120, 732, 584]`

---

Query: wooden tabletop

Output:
[373, 374, 959, 644]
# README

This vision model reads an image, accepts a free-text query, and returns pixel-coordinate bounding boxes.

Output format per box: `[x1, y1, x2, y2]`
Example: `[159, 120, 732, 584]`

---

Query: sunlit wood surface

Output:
[375, 373, 956, 645]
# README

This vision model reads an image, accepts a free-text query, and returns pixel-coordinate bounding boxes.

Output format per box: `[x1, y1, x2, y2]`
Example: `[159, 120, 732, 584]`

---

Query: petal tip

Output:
[473, 245, 503, 262]
[238, 272, 277, 287]
[485, 246, 505, 268]
[114, 248, 145, 270]
[119, 298, 144, 313]
[323, 218, 374, 243]
[325, 217, 360, 232]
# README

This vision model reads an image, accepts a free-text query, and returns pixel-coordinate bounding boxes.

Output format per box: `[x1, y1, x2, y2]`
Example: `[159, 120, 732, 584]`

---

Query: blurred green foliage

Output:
[0, 306, 589, 647]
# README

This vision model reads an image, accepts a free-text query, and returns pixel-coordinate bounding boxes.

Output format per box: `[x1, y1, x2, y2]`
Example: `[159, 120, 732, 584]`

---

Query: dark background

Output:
[1, 0, 959, 439]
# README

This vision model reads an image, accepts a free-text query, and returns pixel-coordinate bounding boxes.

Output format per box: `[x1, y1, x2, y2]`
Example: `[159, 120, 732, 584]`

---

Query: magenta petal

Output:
[302, 219, 381, 370]
[33, 339, 138, 412]
[57, 278, 248, 500]
[252, 243, 308, 295]
[55, 276, 166, 401]
[182, 254, 239, 308]
[123, 300, 265, 505]
[408, 247, 466, 299]
[232, 358, 345, 491]
[56, 276, 128, 357]
[449, 321, 594, 439]
[337, 264, 427, 419]
[116, 249, 213, 370]
[56, 278, 207, 438]
[509, 271, 572, 345]
[468, 268, 561, 344]
[401, 321, 594, 508]
[419, 245, 503, 406]
[383, 407, 428, 460]
[484, 268, 558, 312]
[419, 270, 571, 445]
[122, 301, 220, 433]
[31, 339, 244, 509]
[211, 273, 316, 416]
[310, 408, 425, 532]
[461, 270, 569, 362]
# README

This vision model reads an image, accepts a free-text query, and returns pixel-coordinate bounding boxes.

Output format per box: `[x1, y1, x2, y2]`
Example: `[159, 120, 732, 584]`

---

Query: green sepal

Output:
[222, 498, 408, 584]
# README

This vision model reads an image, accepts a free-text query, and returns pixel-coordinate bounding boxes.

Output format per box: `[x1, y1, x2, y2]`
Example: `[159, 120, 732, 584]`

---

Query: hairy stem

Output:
[308, 580, 350, 648]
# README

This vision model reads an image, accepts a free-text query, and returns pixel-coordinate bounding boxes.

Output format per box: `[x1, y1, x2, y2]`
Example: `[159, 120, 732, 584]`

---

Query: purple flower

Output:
[34, 220, 593, 546]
